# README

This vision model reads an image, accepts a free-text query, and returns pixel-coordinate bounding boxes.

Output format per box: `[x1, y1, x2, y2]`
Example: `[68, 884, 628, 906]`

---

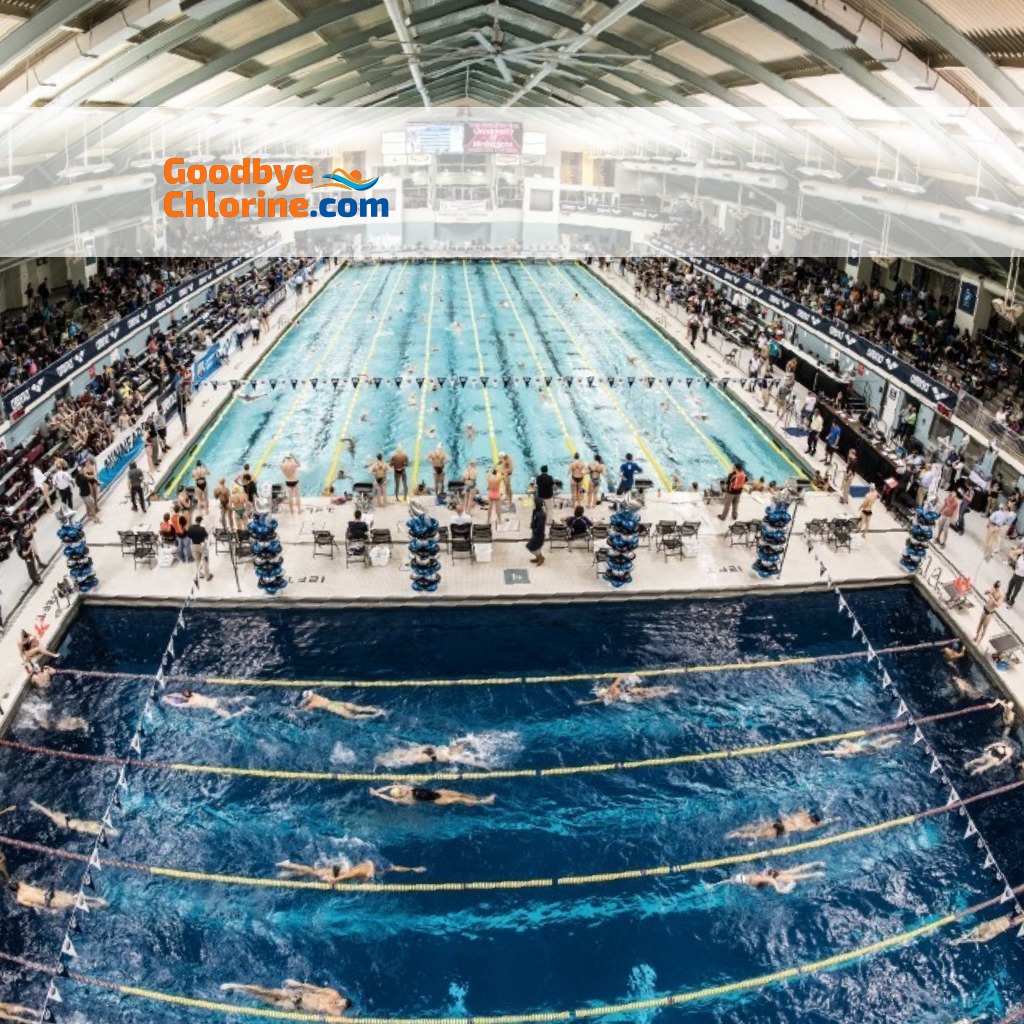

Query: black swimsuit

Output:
[412, 787, 441, 802]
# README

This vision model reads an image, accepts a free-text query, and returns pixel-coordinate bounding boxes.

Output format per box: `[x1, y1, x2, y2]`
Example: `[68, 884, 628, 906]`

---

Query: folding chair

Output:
[214, 528, 233, 555]
[313, 530, 338, 558]
[678, 521, 701, 556]
[635, 522, 652, 548]
[451, 536, 473, 560]
[370, 528, 393, 547]
[727, 522, 749, 546]
[804, 519, 829, 542]
[344, 526, 369, 567]
[829, 519, 853, 552]
[133, 532, 157, 569]
[118, 530, 136, 557]
[234, 528, 253, 562]
[654, 520, 679, 552]
[592, 545, 610, 577]
[549, 522, 570, 550]
[449, 522, 471, 553]
[588, 522, 610, 551]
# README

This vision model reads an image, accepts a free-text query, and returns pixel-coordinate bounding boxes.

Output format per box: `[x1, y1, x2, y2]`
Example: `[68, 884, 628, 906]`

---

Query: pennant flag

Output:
[912, 727, 924, 744]
[646, 377, 655, 388]
[230, 380, 239, 390]
[393, 377, 403, 387]
[985, 851, 996, 868]
[352, 377, 360, 389]
[167, 636, 175, 659]
[102, 811, 113, 831]
[372, 377, 381, 389]
[503, 375, 511, 387]
[76, 893, 92, 914]
[290, 379, 298, 390]
[627, 377, 636, 388]
[61, 937, 78, 959]
[666, 377, 673, 387]
[852, 622, 861, 639]
[459, 377, 468, 388]
[819, 564, 827, 577]
[416, 377, 424, 389]
[704, 378, 712, 388]
[608, 377, 615, 388]
[837, 595, 848, 613]
[524, 378, 531, 387]
[949, 786, 961, 804]
[866, 646, 877, 663]
[587, 376, 595, 387]
[881, 672, 894, 689]
[1001, 886, 1016, 904]
[896, 699, 909, 718]
[211, 381, 219, 391]
[82, 872, 93, 890]
[249, 380, 258, 390]
[310, 378, 318, 389]
[47, 982, 62, 1004]
[129, 734, 142, 754]
[112, 792, 121, 810]
[481, 377, 489, 387]
[965, 820, 978, 838]
[331, 378, 339, 389]
[269, 379, 278, 390]
[117, 767, 127, 789]
[436, 377, 446, 388]
[685, 378, 692, 388]
[930, 755, 942, 774]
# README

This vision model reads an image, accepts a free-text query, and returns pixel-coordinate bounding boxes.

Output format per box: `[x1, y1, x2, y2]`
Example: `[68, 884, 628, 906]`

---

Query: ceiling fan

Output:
[372, 1, 650, 85]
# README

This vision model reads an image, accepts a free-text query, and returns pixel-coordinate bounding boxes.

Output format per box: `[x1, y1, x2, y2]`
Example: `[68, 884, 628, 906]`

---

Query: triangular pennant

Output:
[416, 377, 424, 389]
[930, 755, 942, 774]
[117, 766, 127, 789]
[101, 811, 113, 831]
[646, 377, 655, 388]
[82, 872, 93, 890]
[666, 377, 674, 387]
[167, 636, 175, 660]
[61, 937, 78, 959]
[965, 820, 978, 838]
[896, 699, 909, 718]
[290, 379, 298, 390]
[76, 893, 91, 914]
[249, 380, 258, 391]
[912, 727, 924, 744]
[448, 377, 458, 387]
[704, 378, 711, 388]
[211, 381, 219, 391]
[481, 377, 489, 387]
[608, 377, 615, 388]
[949, 786, 961, 804]
[1001, 885, 1016, 903]
[373, 377, 382, 389]
[129, 734, 142, 754]
[352, 377, 360, 389]
[866, 646, 877, 663]
[269, 380, 277, 390]
[310, 378, 318, 389]
[586, 376, 594, 387]
[503, 375, 511, 387]
[545, 376, 552, 387]
[47, 982, 62, 1004]
[331, 378, 339, 389]
[852, 622, 860, 639]
[627, 377, 636, 387]
[460, 377, 468, 388]
[984, 851, 996, 869]
[881, 672, 894, 689]
[230, 380, 239, 390]
[524, 378, 532, 387]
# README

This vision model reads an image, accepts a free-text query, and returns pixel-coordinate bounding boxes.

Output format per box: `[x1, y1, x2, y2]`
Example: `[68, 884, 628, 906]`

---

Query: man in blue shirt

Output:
[823, 423, 842, 467]
[617, 453, 642, 495]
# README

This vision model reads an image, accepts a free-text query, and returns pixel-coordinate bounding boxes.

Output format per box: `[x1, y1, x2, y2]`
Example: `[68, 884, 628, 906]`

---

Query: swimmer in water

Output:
[161, 689, 246, 719]
[240, 391, 267, 403]
[370, 784, 495, 807]
[577, 674, 677, 706]
[375, 740, 490, 769]
[220, 981, 350, 1016]
[820, 733, 900, 757]
[298, 691, 385, 720]
[966, 741, 1016, 776]
[711, 861, 825, 894]
[25, 710, 88, 733]
[950, 912, 1024, 945]
[0, 998, 37, 1022]
[407, 393, 418, 407]
[276, 859, 425, 883]
[29, 801, 118, 838]
[8, 881, 107, 912]
[26, 665, 53, 689]
[340, 437, 356, 456]
[726, 809, 833, 841]
[360, 412, 370, 423]
[626, 355, 639, 367]
[464, 424, 477, 442]
[951, 675, 985, 700]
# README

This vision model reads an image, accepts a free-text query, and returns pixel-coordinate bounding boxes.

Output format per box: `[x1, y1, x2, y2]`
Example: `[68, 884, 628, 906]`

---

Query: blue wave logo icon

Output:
[316, 168, 379, 191]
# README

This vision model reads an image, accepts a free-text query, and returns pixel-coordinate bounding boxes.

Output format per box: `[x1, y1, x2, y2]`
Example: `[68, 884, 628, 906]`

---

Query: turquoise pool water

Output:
[164, 260, 802, 497]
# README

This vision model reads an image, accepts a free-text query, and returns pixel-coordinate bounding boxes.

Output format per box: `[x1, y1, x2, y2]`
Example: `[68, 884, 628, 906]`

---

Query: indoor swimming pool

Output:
[0, 586, 1022, 1023]
[164, 260, 801, 499]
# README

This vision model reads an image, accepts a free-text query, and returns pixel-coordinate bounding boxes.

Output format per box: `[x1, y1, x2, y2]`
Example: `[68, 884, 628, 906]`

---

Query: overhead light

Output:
[57, 160, 115, 178]
[130, 156, 162, 168]
[704, 156, 736, 167]
[0, 174, 23, 191]
[965, 194, 992, 212]
[797, 165, 842, 180]
[747, 160, 782, 172]
[866, 174, 926, 194]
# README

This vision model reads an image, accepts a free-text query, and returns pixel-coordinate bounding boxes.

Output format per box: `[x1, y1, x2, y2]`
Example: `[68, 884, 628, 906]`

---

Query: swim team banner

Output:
[673, 253, 958, 412]
[3, 240, 279, 418]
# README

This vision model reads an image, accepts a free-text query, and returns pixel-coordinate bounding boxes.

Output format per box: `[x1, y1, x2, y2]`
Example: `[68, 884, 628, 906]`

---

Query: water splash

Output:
[625, 963, 660, 1024]
[331, 742, 358, 765]
[447, 981, 469, 1017]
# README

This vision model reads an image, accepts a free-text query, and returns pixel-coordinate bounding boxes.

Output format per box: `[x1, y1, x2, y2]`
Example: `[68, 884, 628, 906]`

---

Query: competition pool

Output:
[0, 586, 1023, 1022]
[163, 260, 802, 498]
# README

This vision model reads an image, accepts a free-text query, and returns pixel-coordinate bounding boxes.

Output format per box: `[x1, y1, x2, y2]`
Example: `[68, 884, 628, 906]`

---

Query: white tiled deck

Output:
[1, 259, 1019, 726]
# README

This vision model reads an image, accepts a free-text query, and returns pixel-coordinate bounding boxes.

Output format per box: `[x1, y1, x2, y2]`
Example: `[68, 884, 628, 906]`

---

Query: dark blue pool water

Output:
[1, 586, 1022, 1024]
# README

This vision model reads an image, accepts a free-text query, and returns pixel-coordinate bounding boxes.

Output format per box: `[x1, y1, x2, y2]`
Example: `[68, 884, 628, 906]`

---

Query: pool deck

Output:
[1, 258, 1021, 729]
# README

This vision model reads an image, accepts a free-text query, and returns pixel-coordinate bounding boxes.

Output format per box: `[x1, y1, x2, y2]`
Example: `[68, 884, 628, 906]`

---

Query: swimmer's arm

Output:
[369, 787, 403, 804]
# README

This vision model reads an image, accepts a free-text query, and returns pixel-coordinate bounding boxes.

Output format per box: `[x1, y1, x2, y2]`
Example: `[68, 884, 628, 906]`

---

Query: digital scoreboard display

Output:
[463, 122, 523, 154]
[405, 122, 465, 154]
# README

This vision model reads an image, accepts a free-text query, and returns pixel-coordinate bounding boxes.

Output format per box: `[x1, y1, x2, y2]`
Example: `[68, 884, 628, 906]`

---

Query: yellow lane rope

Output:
[0, 701, 997, 787]
[323, 262, 410, 490]
[584, 265, 805, 480]
[409, 260, 438, 494]
[489, 260, 577, 456]
[517, 261, 671, 490]
[7, 884, 1020, 1023]
[251, 263, 383, 477]
[5, 777, 1019, 895]
[52, 639, 949, 690]
[165, 263, 354, 495]
[553, 263, 729, 472]
[463, 260, 500, 467]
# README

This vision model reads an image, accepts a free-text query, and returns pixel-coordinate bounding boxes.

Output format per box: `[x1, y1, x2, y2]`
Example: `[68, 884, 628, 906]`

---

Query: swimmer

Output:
[161, 689, 246, 719]
[29, 801, 118, 838]
[577, 673, 678, 705]
[726, 809, 833, 841]
[340, 437, 356, 456]
[220, 981, 350, 1016]
[950, 912, 1024, 945]
[626, 355, 639, 367]
[464, 424, 477, 442]
[276, 859, 425, 883]
[360, 412, 370, 423]
[375, 740, 489, 769]
[951, 675, 985, 700]
[240, 391, 267, 403]
[0, 999, 36, 1022]
[693, 411, 709, 420]
[298, 691, 385, 720]
[407, 393, 418, 407]
[942, 640, 967, 664]
[998, 698, 1016, 733]
[8, 881, 107, 912]
[711, 861, 825, 894]
[25, 712, 88, 733]
[965, 741, 1016, 776]
[370, 784, 495, 807]
[820, 733, 900, 757]
[26, 664, 53, 689]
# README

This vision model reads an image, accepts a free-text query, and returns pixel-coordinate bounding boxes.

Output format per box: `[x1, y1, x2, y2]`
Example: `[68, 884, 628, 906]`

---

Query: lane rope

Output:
[463, 260, 501, 467]
[3, 777, 1021, 896]
[409, 260, 438, 493]
[51, 639, 950, 690]
[3, 884, 1021, 1023]
[0, 702, 999, 786]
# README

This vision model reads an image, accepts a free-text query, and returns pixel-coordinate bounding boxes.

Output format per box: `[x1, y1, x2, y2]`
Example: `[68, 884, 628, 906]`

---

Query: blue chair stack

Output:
[604, 505, 640, 588]
[407, 507, 441, 592]
[250, 512, 287, 594]
[753, 504, 791, 578]
[900, 507, 938, 572]
[57, 517, 98, 592]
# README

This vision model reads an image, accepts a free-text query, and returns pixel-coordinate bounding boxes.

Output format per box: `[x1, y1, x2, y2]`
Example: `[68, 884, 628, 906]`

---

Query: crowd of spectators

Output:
[0, 253, 312, 579]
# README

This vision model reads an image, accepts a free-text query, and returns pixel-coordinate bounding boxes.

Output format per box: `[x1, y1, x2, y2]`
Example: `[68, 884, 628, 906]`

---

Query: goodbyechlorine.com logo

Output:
[162, 158, 388, 220]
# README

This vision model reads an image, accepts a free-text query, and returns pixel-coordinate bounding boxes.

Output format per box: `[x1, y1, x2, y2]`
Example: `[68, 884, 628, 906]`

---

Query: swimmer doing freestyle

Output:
[220, 980, 350, 1016]
[577, 673, 678, 706]
[29, 801, 117, 838]
[711, 861, 825, 894]
[375, 739, 490, 769]
[950, 912, 1024, 945]
[820, 733, 900, 757]
[161, 689, 248, 719]
[276, 859, 425, 883]
[8, 880, 107, 912]
[298, 691, 385, 720]
[370, 784, 495, 806]
[726, 809, 834, 841]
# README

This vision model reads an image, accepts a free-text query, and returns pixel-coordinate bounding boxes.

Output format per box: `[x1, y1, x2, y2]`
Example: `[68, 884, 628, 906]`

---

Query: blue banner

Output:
[97, 428, 145, 490]
[191, 343, 221, 387]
